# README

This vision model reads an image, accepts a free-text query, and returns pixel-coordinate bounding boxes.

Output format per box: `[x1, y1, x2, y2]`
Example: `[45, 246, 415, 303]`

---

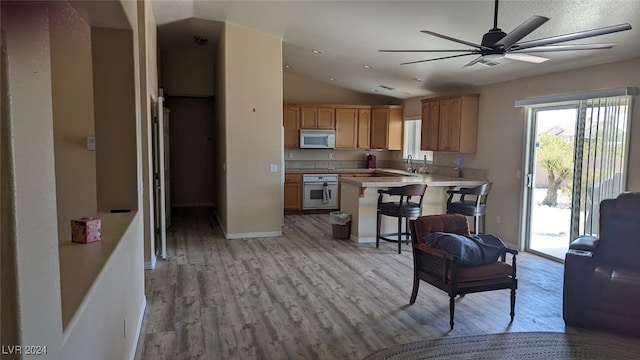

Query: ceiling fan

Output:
[380, 0, 632, 67]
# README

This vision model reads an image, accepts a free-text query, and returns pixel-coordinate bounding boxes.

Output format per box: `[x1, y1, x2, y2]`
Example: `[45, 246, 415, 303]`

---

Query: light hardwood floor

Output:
[135, 207, 572, 360]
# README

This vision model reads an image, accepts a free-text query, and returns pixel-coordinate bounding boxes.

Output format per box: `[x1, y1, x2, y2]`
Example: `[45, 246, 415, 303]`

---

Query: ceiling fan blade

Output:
[379, 49, 478, 53]
[513, 23, 631, 50]
[420, 30, 493, 51]
[504, 53, 549, 63]
[400, 53, 477, 65]
[495, 15, 549, 49]
[510, 43, 616, 53]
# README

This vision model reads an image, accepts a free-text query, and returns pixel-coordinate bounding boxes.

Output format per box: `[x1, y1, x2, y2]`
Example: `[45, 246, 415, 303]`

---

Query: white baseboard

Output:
[129, 297, 147, 360]
[225, 230, 283, 239]
[354, 236, 376, 244]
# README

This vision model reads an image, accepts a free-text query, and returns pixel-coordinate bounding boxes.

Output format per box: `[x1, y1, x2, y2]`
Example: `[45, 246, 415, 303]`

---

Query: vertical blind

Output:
[571, 95, 632, 236]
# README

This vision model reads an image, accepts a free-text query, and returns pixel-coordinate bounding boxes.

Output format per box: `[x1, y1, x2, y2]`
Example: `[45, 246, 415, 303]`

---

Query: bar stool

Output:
[446, 182, 492, 234]
[376, 184, 428, 254]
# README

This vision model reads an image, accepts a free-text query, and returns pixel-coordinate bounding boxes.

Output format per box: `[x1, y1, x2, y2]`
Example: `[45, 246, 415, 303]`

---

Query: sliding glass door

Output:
[523, 96, 631, 260]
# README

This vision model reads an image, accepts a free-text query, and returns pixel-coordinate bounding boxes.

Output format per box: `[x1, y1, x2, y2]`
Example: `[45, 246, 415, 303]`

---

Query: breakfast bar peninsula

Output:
[339, 170, 486, 243]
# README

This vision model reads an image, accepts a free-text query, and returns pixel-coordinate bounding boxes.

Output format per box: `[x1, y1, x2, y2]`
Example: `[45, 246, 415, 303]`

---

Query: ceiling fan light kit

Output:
[380, 0, 632, 67]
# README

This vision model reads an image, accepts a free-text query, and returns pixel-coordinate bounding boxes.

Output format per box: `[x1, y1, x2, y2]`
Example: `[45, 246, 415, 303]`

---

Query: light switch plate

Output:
[269, 164, 278, 173]
[86, 136, 96, 151]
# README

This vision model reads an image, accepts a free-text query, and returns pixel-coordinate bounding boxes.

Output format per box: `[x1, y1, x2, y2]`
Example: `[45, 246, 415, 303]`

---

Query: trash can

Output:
[329, 211, 352, 239]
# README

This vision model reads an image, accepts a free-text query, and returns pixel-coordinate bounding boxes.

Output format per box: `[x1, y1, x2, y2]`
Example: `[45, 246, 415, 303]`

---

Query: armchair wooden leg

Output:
[510, 288, 516, 321]
[449, 295, 455, 330]
[410, 274, 419, 304]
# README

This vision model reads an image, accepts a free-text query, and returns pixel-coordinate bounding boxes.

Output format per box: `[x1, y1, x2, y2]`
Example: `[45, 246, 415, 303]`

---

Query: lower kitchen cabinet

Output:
[284, 173, 302, 210]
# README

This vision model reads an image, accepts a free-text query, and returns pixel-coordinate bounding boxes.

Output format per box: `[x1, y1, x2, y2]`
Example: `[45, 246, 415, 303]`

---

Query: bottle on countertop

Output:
[451, 155, 462, 178]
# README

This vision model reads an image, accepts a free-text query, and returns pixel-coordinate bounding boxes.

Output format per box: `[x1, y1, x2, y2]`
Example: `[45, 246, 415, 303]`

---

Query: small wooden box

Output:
[71, 218, 102, 243]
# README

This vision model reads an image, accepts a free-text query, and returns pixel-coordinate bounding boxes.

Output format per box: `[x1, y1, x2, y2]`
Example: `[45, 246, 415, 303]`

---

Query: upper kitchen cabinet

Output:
[370, 105, 403, 150]
[357, 108, 371, 149]
[335, 107, 358, 148]
[301, 106, 335, 129]
[283, 105, 300, 149]
[421, 94, 479, 153]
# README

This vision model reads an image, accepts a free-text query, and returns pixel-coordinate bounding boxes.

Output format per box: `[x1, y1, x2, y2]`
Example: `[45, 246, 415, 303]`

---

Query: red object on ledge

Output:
[367, 154, 377, 169]
[71, 217, 102, 243]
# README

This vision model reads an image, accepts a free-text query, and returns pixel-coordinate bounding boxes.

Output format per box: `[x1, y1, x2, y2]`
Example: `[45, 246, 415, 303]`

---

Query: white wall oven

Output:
[303, 174, 338, 210]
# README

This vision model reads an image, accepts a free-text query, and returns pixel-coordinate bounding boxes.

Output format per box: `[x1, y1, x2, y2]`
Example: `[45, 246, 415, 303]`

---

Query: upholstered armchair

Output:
[563, 192, 640, 337]
[410, 214, 518, 329]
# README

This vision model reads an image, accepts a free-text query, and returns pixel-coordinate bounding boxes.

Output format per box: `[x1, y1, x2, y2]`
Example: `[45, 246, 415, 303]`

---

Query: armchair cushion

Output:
[450, 262, 514, 283]
[425, 232, 507, 266]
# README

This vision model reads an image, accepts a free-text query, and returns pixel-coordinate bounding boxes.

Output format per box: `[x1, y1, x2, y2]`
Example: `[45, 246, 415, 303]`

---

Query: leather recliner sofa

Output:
[563, 192, 640, 337]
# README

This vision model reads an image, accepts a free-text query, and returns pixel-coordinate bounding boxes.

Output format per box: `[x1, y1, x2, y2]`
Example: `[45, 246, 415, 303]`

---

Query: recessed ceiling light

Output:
[413, 78, 424, 82]
[363, 64, 374, 69]
[312, 49, 324, 55]
[329, 77, 337, 81]
[370, 88, 378, 92]
[284, 65, 291, 69]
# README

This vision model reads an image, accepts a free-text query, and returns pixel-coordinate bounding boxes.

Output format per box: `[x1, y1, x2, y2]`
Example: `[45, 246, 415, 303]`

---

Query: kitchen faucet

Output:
[407, 154, 414, 172]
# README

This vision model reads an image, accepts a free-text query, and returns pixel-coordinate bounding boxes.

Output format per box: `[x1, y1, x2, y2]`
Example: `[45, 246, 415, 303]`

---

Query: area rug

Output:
[363, 331, 640, 360]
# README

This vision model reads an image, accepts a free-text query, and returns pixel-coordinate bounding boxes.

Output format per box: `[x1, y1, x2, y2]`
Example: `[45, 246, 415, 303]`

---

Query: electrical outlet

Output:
[496, 215, 501, 224]
[328, 152, 333, 160]
[269, 164, 278, 173]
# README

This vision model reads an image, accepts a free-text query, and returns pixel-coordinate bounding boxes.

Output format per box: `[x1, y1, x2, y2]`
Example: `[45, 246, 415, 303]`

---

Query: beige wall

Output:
[162, 45, 215, 96]
[3, 4, 63, 352]
[93, 28, 138, 212]
[221, 23, 283, 237]
[1, 1, 146, 358]
[50, 2, 98, 243]
[140, 0, 158, 267]
[1, 12, 19, 350]
[407, 58, 640, 247]
[284, 72, 399, 105]
[214, 24, 228, 234]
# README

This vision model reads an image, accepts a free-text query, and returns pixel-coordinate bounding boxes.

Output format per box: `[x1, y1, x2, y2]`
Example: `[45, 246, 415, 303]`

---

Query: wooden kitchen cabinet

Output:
[284, 173, 302, 210]
[420, 100, 440, 151]
[301, 106, 335, 129]
[420, 94, 479, 153]
[370, 105, 403, 150]
[335, 108, 358, 148]
[357, 108, 371, 149]
[283, 105, 300, 149]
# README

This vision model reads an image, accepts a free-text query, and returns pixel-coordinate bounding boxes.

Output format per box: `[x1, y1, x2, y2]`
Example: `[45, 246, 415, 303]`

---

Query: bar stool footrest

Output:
[378, 232, 412, 243]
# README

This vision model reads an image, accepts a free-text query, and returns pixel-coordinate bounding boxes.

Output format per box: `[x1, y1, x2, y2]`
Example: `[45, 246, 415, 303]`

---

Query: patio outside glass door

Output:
[523, 96, 631, 260]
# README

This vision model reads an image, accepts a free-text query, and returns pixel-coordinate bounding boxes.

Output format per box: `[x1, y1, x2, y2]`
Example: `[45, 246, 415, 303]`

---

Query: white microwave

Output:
[299, 129, 336, 149]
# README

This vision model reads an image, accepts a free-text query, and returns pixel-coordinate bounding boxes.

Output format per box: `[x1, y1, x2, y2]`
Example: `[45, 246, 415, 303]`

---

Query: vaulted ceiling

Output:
[151, 1, 640, 99]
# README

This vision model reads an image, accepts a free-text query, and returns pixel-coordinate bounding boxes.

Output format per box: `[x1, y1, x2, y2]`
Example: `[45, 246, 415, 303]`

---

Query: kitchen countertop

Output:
[340, 172, 487, 188]
[285, 168, 383, 174]
[286, 168, 487, 188]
